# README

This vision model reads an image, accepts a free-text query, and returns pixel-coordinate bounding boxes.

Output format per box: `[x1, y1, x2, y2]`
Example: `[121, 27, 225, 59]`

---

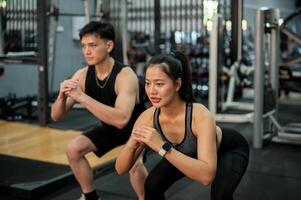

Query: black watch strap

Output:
[158, 142, 172, 157]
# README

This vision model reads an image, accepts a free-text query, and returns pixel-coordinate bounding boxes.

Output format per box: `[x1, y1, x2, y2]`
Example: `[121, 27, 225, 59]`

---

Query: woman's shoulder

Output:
[191, 102, 213, 119]
[135, 106, 156, 126]
[191, 102, 216, 135]
[191, 102, 209, 112]
[140, 106, 156, 119]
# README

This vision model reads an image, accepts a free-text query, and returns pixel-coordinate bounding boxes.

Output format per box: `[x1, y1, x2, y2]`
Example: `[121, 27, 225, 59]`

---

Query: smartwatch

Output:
[158, 142, 173, 157]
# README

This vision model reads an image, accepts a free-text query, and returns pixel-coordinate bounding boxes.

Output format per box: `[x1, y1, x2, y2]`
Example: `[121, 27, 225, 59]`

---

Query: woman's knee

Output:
[211, 178, 235, 200]
[144, 176, 165, 200]
[211, 190, 233, 200]
[144, 173, 165, 194]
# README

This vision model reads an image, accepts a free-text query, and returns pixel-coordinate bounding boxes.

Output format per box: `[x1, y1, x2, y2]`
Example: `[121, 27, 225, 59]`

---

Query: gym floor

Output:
[0, 97, 301, 200]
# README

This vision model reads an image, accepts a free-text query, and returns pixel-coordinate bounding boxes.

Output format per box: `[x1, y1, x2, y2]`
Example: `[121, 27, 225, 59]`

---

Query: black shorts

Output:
[83, 125, 131, 157]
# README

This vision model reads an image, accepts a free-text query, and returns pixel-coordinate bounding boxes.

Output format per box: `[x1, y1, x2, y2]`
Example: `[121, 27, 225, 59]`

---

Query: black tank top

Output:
[85, 61, 145, 132]
[153, 103, 197, 158]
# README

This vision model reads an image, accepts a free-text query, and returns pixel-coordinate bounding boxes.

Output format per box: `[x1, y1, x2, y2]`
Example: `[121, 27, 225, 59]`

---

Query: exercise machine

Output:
[209, 13, 254, 123]
[279, 9, 301, 96]
[0, 93, 35, 121]
[253, 8, 301, 148]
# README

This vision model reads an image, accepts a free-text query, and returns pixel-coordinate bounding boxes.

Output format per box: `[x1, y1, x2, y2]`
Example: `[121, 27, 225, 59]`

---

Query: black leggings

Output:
[144, 128, 249, 200]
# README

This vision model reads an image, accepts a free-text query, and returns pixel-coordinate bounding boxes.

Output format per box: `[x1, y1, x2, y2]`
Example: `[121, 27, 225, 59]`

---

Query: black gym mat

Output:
[47, 109, 100, 131]
[96, 172, 210, 200]
[44, 143, 301, 200]
[0, 154, 73, 199]
[43, 153, 211, 200]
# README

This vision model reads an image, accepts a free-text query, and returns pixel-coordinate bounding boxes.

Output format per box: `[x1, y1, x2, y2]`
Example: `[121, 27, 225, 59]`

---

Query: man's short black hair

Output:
[79, 21, 115, 42]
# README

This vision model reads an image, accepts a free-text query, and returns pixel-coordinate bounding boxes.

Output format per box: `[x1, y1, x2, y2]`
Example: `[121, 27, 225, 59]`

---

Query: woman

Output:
[115, 51, 249, 200]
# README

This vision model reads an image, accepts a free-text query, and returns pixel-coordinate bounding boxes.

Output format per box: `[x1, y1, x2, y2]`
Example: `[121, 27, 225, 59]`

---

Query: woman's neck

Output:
[160, 98, 186, 118]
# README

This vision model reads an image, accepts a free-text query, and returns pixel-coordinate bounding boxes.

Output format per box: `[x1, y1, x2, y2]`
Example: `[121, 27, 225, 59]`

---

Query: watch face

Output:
[163, 142, 172, 151]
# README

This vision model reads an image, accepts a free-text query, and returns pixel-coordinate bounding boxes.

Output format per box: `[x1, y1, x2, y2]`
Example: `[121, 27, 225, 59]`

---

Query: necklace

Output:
[95, 70, 112, 89]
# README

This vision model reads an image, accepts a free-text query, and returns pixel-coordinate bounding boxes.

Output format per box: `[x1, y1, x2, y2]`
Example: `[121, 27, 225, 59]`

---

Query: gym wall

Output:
[0, 0, 298, 98]
[0, 0, 86, 98]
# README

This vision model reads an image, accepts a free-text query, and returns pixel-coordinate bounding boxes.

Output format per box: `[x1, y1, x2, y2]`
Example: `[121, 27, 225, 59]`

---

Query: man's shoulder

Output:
[74, 65, 89, 75]
[72, 66, 89, 81]
[114, 62, 138, 89]
[117, 64, 136, 78]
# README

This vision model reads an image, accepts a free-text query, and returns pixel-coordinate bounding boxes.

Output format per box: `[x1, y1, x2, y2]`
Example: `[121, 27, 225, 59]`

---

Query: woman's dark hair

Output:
[147, 51, 196, 102]
[79, 21, 115, 42]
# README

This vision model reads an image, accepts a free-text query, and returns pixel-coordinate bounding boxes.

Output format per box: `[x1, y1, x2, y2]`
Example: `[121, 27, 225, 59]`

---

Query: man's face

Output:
[81, 34, 113, 65]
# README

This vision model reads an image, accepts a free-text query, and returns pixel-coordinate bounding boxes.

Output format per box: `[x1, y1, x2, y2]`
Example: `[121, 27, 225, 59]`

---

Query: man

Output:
[51, 21, 145, 200]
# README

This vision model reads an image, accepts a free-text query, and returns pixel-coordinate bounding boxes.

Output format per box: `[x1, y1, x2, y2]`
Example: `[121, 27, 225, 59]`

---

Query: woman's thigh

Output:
[145, 158, 185, 199]
[211, 150, 249, 200]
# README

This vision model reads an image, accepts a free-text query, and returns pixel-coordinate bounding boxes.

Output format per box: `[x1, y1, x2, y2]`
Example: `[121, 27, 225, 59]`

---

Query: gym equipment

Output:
[209, 10, 254, 123]
[0, 0, 59, 125]
[208, 0, 256, 123]
[36, 0, 50, 126]
[48, 1, 59, 95]
[127, 32, 154, 76]
[280, 9, 301, 66]
[222, 61, 254, 111]
[82, 0, 90, 22]
[102, 0, 128, 63]
[0, 0, 37, 63]
[0, 93, 35, 121]
[0, 65, 3, 76]
[253, 8, 301, 148]
[279, 9, 301, 95]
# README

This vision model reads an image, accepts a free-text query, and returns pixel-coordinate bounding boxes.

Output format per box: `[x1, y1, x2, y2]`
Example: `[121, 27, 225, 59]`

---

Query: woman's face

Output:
[145, 64, 180, 107]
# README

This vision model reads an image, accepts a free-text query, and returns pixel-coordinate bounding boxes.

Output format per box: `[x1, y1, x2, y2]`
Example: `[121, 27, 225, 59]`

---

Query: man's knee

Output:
[130, 158, 144, 174]
[66, 136, 91, 160]
[66, 142, 81, 161]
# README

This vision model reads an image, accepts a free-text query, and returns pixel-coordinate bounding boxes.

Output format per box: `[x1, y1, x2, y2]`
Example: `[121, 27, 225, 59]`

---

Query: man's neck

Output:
[95, 57, 114, 75]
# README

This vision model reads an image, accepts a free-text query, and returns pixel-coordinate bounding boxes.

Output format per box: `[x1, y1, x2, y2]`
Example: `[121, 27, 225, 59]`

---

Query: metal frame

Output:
[230, 0, 243, 63]
[222, 61, 254, 112]
[37, 0, 49, 126]
[154, 0, 161, 53]
[48, 1, 59, 94]
[253, 8, 266, 148]
[83, 0, 91, 22]
[253, 8, 301, 148]
[209, 13, 254, 123]
[105, 0, 128, 63]
[222, 0, 254, 115]
[280, 9, 301, 65]
[209, 15, 223, 116]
